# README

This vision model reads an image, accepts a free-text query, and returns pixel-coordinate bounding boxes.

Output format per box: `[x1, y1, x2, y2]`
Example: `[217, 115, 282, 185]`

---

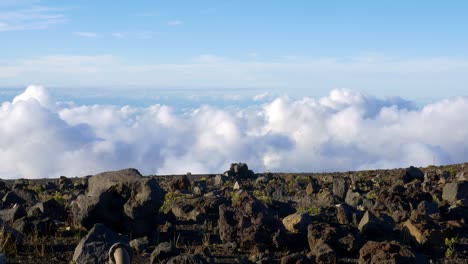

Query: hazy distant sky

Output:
[1, 0, 467, 102]
[1, 1, 468, 178]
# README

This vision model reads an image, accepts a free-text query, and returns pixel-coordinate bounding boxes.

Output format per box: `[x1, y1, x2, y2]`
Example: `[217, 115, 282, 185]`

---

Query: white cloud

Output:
[0, 85, 467, 179]
[74, 31, 98, 38]
[167, 20, 183, 26]
[253, 92, 272, 101]
[0, 6, 65, 32]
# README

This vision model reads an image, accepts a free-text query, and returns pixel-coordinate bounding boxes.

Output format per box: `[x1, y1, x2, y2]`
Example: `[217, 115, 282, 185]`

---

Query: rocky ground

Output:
[0, 162, 467, 263]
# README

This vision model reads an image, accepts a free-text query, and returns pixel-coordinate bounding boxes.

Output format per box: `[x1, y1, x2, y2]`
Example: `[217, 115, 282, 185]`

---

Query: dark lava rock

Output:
[333, 177, 349, 201]
[358, 211, 394, 240]
[0, 206, 27, 223]
[225, 163, 254, 179]
[71, 168, 164, 236]
[150, 242, 180, 264]
[358, 240, 416, 264]
[166, 254, 208, 264]
[2, 189, 38, 208]
[0, 218, 23, 242]
[12, 215, 54, 235]
[57, 176, 73, 190]
[335, 203, 362, 225]
[308, 223, 363, 256]
[30, 199, 67, 221]
[310, 240, 336, 264]
[402, 215, 444, 256]
[402, 166, 424, 184]
[218, 190, 284, 249]
[130, 236, 149, 252]
[281, 253, 312, 264]
[72, 223, 129, 264]
[416, 200, 439, 216]
[169, 175, 191, 192]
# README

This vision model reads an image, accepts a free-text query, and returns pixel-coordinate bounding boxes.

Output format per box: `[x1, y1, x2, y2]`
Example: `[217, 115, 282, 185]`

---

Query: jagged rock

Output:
[0, 218, 23, 242]
[358, 240, 416, 264]
[12, 179, 28, 190]
[0, 206, 27, 223]
[225, 163, 254, 179]
[311, 240, 336, 264]
[170, 200, 204, 222]
[2, 189, 38, 207]
[306, 180, 320, 195]
[456, 170, 468, 181]
[57, 176, 73, 189]
[42, 181, 57, 191]
[345, 190, 363, 208]
[280, 253, 312, 264]
[333, 177, 348, 201]
[130, 236, 149, 252]
[218, 190, 283, 249]
[442, 181, 468, 203]
[72, 223, 129, 264]
[12, 215, 54, 235]
[350, 174, 359, 191]
[150, 242, 180, 263]
[358, 211, 394, 239]
[416, 200, 438, 216]
[255, 175, 271, 185]
[71, 168, 164, 236]
[166, 254, 208, 264]
[402, 217, 444, 255]
[335, 203, 362, 225]
[282, 212, 312, 233]
[30, 199, 67, 221]
[170, 175, 191, 191]
[214, 174, 227, 187]
[402, 166, 424, 183]
[308, 223, 363, 255]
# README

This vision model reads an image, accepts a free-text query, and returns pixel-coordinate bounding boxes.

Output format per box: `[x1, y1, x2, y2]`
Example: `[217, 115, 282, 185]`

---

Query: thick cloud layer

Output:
[0, 85, 467, 178]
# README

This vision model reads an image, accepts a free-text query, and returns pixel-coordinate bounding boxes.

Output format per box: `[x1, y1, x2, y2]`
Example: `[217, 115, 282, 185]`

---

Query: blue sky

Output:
[1, 1, 468, 177]
[1, 0, 468, 103]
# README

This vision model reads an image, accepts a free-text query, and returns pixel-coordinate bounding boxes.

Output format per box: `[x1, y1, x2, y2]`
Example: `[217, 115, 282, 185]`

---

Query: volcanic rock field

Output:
[0, 162, 467, 263]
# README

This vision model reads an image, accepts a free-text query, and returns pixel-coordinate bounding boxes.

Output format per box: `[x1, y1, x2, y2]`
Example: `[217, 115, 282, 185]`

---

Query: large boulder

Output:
[442, 181, 468, 203]
[0, 206, 27, 223]
[402, 166, 424, 183]
[2, 190, 38, 208]
[401, 214, 444, 256]
[310, 240, 336, 264]
[218, 190, 283, 249]
[335, 203, 362, 225]
[358, 241, 416, 264]
[12, 215, 54, 236]
[72, 223, 129, 264]
[71, 168, 164, 236]
[358, 211, 394, 239]
[30, 199, 67, 221]
[150, 242, 180, 264]
[224, 163, 254, 179]
[332, 177, 349, 201]
[282, 212, 312, 233]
